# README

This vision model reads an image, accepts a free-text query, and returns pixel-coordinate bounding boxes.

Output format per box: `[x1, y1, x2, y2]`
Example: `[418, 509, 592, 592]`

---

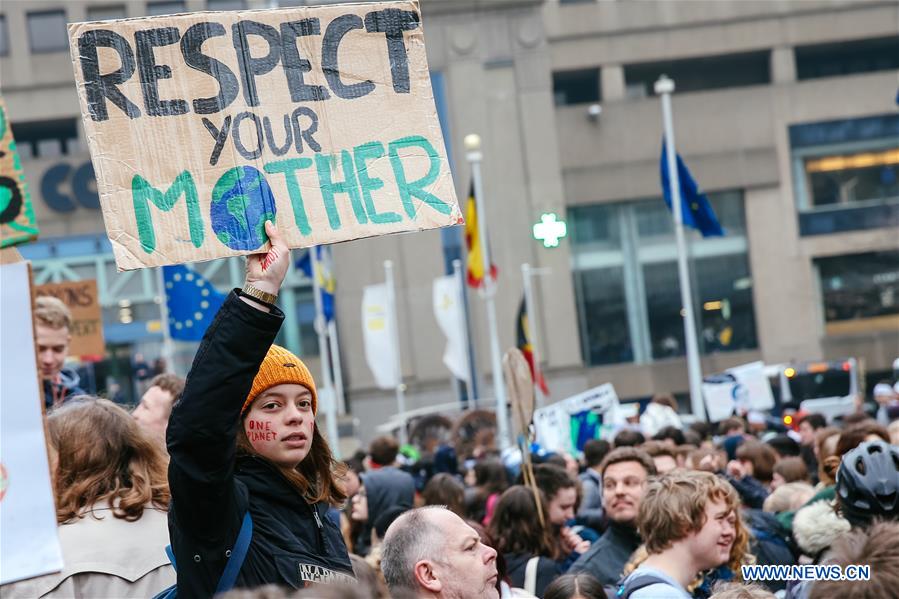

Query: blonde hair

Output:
[636, 471, 752, 577]
[763, 481, 815, 513]
[710, 581, 775, 598]
[49, 398, 170, 523]
[34, 295, 72, 330]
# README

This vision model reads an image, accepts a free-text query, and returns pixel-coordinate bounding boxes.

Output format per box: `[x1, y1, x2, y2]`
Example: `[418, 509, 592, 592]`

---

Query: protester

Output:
[639, 393, 682, 438]
[762, 482, 814, 515]
[531, 464, 591, 565]
[723, 441, 776, 509]
[833, 440, 899, 527]
[769, 457, 809, 490]
[569, 448, 656, 586]
[165, 222, 353, 595]
[132, 373, 185, 443]
[709, 582, 774, 598]
[618, 471, 744, 599]
[34, 296, 85, 409]
[465, 458, 509, 525]
[807, 520, 899, 599]
[1, 398, 173, 597]
[542, 573, 605, 599]
[422, 472, 465, 517]
[797, 413, 826, 482]
[576, 439, 609, 531]
[873, 381, 899, 426]
[354, 436, 415, 556]
[642, 441, 678, 475]
[381, 505, 499, 599]
[613, 429, 646, 448]
[653, 426, 687, 448]
[488, 486, 564, 597]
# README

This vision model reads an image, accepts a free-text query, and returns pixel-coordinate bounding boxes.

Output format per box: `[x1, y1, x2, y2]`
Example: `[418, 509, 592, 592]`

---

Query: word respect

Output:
[77, 7, 419, 122]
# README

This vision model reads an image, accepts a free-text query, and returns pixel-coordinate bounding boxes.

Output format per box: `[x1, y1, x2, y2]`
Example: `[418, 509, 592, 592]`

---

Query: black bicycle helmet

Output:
[835, 440, 899, 526]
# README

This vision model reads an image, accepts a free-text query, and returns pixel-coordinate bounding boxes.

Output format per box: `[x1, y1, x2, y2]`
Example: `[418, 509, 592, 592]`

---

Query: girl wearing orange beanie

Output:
[166, 221, 353, 596]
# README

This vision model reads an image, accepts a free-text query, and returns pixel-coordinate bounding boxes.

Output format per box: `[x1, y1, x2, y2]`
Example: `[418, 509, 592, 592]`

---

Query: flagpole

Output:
[328, 320, 346, 415]
[465, 133, 510, 450]
[155, 267, 176, 374]
[452, 259, 475, 409]
[656, 75, 705, 421]
[521, 263, 546, 409]
[384, 259, 408, 445]
[311, 248, 341, 458]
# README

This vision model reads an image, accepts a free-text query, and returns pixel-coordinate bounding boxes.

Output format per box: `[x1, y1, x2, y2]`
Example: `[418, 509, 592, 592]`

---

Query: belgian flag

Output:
[517, 297, 549, 395]
[465, 182, 497, 288]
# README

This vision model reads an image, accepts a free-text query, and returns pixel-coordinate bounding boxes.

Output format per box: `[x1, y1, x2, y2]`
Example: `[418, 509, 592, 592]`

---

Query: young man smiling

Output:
[619, 471, 740, 599]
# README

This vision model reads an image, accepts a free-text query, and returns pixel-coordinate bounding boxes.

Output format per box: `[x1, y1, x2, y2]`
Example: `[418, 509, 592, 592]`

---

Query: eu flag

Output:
[162, 265, 226, 341]
[295, 246, 335, 322]
[660, 140, 725, 237]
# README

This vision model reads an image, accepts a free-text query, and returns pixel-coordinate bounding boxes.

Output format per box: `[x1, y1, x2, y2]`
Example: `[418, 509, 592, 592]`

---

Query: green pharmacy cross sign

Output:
[533, 213, 567, 248]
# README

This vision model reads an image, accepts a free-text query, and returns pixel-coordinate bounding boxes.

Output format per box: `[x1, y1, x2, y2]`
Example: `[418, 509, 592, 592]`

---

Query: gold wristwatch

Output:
[242, 283, 278, 305]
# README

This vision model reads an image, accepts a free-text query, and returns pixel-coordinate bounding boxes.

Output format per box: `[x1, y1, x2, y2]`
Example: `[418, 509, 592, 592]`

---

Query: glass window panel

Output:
[27, 10, 68, 53]
[804, 147, 899, 208]
[146, 1, 186, 16]
[635, 191, 746, 242]
[624, 51, 770, 97]
[574, 267, 632, 365]
[568, 204, 621, 250]
[552, 69, 601, 106]
[87, 5, 127, 21]
[816, 251, 899, 322]
[796, 36, 899, 81]
[645, 253, 757, 359]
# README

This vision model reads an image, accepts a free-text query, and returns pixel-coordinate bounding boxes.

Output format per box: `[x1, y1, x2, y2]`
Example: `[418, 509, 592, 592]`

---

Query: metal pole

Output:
[311, 248, 341, 458]
[384, 260, 408, 445]
[155, 267, 176, 374]
[521, 263, 546, 409]
[327, 319, 346, 415]
[655, 75, 705, 421]
[452, 259, 475, 409]
[465, 134, 510, 450]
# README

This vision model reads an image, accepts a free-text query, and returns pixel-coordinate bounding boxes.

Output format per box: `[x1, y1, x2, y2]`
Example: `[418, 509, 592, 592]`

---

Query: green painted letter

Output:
[315, 150, 366, 230]
[265, 158, 314, 236]
[353, 141, 401, 225]
[388, 135, 450, 219]
[132, 171, 203, 254]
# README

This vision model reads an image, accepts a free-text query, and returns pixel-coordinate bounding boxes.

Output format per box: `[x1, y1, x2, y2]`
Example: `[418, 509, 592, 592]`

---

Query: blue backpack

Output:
[154, 512, 253, 599]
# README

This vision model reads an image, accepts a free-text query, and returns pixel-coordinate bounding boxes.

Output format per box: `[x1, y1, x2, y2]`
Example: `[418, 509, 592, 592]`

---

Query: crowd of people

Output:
[6, 224, 899, 599]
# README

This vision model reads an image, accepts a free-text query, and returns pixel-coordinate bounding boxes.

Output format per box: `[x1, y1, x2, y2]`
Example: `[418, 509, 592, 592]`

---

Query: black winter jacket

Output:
[166, 292, 354, 598]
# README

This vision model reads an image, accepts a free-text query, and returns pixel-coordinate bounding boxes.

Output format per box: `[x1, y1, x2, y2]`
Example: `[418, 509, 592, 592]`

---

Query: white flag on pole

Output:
[432, 275, 470, 383]
[362, 284, 398, 389]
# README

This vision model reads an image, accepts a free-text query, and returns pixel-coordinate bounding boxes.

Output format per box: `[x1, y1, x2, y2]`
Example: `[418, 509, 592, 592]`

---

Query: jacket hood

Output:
[792, 499, 850, 557]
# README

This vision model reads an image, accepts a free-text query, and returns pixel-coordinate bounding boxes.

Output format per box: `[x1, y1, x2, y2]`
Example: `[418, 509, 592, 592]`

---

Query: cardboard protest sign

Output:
[35, 279, 105, 358]
[534, 383, 620, 453]
[68, 1, 461, 271]
[0, 96, 40, 248]
[0, 261, 64, 584]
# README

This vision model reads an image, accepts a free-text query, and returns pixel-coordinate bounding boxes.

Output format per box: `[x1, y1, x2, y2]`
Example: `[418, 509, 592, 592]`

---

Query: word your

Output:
[742, 564, 871, 582]
[134, 135, 450, 254]
[77, 9, 419, 122]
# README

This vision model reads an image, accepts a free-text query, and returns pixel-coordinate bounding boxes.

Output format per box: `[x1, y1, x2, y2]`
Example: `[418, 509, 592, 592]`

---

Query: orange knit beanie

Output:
[242, 345, 317, 416]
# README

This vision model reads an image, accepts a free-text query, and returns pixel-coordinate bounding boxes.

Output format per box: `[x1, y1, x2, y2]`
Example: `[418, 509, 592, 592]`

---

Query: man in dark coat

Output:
[569, 447, 657, 585]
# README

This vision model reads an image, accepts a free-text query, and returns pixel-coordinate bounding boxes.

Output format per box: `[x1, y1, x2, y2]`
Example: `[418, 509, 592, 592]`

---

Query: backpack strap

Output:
[524, 556, 541, 596]
[616, 573, 670, 598]
[215, 511, 254, 595]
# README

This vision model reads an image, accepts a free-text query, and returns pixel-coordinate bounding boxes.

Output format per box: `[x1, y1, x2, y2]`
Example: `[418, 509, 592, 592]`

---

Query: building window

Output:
[570, 191, 757, 366]
[87, 5, 127, 21]
[0, 15, 9, 57]
[796, 36, 899, 81]
[27, 10, 68, 54]
[790, 114, 899, 236]
[815, 251, 899, 334]
[10, 118, 79, 158]
[146, 1, 186, 16]
[207, 0, 246, 10]
[623, 51, 770, 98]
[553, 69, 600, 106]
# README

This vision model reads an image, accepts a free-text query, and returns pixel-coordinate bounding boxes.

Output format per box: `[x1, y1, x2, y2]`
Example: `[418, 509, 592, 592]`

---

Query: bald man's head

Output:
[381, 507, 498, 599]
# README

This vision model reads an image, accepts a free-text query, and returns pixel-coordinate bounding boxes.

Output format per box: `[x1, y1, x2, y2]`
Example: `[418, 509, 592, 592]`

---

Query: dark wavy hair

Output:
[488, 485, 558, 559]
[49, 398, 170, 524]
